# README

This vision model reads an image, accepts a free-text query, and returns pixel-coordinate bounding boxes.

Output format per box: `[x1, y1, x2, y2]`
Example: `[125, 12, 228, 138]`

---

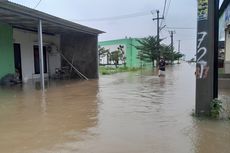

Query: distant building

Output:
[99, 38, 151, 68]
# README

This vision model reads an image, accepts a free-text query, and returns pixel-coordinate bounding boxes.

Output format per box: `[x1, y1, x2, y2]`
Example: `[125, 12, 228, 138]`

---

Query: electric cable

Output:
[34, 0, 42, 9]
[162, 0, 167, 18]
[160, 0, 168, 30]
[166, 27, 196, 30]
[74, 10, 154, 22]
[165, 0, 171, 21]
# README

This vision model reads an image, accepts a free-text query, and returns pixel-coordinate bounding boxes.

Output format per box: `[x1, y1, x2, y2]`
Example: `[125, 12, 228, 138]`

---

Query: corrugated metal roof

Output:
[0, 1, 104, 35]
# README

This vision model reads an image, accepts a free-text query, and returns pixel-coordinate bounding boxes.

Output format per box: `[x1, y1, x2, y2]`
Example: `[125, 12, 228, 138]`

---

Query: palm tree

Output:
[174, 52, 184, 63]
[135, 36, 184, 67]
[135, 36, 161, 67]
[160, 44, 171, 61]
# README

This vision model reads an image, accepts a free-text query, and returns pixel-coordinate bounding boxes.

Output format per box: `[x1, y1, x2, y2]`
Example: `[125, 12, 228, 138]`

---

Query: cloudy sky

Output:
[8, 0, 223, 59]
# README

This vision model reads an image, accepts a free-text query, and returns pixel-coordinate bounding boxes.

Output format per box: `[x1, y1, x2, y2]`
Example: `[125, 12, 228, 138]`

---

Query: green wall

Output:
[0, 23, 14, 79]
[99, 38, 142, 68]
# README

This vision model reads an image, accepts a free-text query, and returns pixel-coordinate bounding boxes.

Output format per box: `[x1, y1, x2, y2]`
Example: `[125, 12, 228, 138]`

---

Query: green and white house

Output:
[99, 38, 151, 68]
[0, 1, 102, 85]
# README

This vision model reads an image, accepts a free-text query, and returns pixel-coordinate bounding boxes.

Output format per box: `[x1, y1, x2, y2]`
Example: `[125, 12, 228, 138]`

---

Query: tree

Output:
[110, 51, 119, 67]
[103, 45, 126, 68]
[174, 52, 184, 63]
[160, 44, 172, 61]
[98, 46, 110, 65]
[117, 45, 126, 67]
[98, 46, 109, 57]
[135, 36, 161, 67]
[135, 36, 185, 67]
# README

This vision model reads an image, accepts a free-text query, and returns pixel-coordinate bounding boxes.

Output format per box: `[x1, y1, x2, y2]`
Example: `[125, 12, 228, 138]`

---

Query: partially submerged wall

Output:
[0, 23, 14, 79]
[61, 33, 98, 79]
[13, 28, 61, 82]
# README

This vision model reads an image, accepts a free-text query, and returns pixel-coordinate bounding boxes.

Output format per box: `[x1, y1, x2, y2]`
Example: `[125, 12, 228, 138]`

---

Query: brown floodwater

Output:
[0, 63, 230, 153]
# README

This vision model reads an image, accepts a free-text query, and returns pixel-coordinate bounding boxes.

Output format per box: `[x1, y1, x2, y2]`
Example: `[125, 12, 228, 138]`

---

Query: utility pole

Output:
[153, 10, 164, 65]
[169, 30, 176, 64]
[178, 40, 181, 52]
[196, 0, 219, 116]
[177, 40, 181, 63]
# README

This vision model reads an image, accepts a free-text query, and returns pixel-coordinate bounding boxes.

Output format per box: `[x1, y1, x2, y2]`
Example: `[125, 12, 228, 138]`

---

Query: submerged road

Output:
[0, 63, 229, 153]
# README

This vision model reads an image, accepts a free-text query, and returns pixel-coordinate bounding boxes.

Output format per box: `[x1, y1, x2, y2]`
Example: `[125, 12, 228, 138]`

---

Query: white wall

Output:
[48, 45, 61, 77]
[13, 28, 61, 82]
[100, 44, 126, 65]
[226, 30, 230, 60]
[219, 13, 225, 41]
[225, 29, 230, 73]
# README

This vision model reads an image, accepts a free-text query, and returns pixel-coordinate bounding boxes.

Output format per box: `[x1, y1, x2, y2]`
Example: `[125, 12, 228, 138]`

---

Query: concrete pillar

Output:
[38, 19, 45, 90]
[195, 0, 219, 116]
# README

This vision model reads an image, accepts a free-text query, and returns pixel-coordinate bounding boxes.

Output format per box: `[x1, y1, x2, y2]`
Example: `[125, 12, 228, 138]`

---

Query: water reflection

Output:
[0, 80, 99, 153]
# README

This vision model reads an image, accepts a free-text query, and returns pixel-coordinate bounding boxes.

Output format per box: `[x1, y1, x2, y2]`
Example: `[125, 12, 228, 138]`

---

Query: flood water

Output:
[0, 63, 230, 153]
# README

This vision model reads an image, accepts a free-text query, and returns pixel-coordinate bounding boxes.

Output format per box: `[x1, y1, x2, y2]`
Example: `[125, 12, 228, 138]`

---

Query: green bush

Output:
[210, 98, 223, 118]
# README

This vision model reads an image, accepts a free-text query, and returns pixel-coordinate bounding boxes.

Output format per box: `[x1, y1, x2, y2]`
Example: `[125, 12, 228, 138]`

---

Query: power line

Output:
[165, 0, 171, 20]
[162, 0, 167, 18]
[74, 11, 154, 22]
[34, 0, 42, 9]
[166, 27, 196, 30]
[160, 0, 171, 28]
[160, 0, 167, 27]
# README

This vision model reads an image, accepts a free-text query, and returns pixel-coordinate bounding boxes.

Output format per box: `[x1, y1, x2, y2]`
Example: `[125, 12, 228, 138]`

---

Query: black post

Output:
[178, 40, 181, 63]
[195, 0, 219, 116]
[178, 40, 181, 52]
[214, 0, 219, 98]
[157, 10, 160, 57]
[169, 30, 175, 64]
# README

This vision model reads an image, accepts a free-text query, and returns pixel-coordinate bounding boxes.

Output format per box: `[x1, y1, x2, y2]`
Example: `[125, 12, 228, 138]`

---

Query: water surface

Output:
[0, 63, 229, 153]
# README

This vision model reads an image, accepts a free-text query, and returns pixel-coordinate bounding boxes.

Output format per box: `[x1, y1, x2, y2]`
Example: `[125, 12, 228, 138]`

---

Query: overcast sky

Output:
[8, 0, 223, 59]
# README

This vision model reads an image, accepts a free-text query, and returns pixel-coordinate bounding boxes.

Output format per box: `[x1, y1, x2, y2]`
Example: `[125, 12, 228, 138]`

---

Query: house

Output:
[219, 0, 230, 73]
[0, 1, 103, 87]
[218, 41, 225, 68]
[98, 37, 151, 68]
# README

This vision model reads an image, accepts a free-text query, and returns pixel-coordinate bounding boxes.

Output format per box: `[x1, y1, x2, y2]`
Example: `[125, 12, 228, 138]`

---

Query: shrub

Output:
[210, 98, 223, 118]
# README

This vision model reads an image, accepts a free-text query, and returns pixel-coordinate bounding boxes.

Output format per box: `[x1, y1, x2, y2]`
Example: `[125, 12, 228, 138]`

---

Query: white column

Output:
[38, 19, 45, 90]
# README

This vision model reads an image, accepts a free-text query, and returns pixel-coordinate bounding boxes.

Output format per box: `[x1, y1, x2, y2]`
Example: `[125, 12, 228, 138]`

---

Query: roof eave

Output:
[220, 0, 230, 17]
[0, 1, 104, 35]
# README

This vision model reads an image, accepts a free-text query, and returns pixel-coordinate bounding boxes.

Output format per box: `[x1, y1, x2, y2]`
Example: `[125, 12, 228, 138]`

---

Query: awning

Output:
[0, 1, 104, 35]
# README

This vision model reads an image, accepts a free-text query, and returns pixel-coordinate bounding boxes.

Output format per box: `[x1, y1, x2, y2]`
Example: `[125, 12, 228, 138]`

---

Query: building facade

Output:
[0, 1, 102, 85]
[99, 38, 151, 68]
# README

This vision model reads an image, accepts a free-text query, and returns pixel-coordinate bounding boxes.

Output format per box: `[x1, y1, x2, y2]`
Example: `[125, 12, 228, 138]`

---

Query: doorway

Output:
[14, 43, 22, 80]
[33, 45, 47, 74]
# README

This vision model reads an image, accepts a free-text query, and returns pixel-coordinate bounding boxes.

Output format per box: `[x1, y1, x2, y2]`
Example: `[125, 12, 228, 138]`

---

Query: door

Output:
[14, 43, 22, 80]
[34, 45, 47, 74]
